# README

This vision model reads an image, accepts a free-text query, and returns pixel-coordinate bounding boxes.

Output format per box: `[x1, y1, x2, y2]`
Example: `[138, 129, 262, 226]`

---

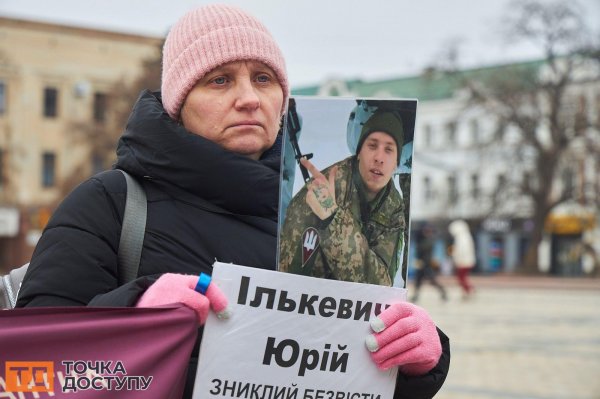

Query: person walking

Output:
[411, 224, 447, 302]
[448, 219, 476, 299]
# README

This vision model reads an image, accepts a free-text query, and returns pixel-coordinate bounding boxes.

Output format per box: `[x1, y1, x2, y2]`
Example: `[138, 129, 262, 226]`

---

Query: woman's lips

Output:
[229, 120, 263, 128]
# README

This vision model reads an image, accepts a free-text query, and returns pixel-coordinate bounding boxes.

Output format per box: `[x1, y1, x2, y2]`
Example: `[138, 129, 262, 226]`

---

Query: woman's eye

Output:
[256, 74, 271, 83]
[213, 76, 227, 85]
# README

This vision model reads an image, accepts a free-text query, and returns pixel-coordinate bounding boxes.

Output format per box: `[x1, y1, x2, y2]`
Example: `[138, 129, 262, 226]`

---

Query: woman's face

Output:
[180, 60, 284, 160]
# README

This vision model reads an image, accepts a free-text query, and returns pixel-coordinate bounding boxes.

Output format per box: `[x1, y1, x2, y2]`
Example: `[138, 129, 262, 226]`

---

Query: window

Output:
[423, 124, 433, 147]
[42, 152, 56, 187]
[470, 119, 479, 145]
[596, 92, 600, 126]
[0, 81, 6, 115]
[571, 95, 588, 132]
[471, 173, 480, 200]
[93, 92, 107, 123]
[448, 175, 458, 204]
[496, 173, 506, 193]
[446, 122, 457, 145]
[562, 168, 574, 198]
[423, 176, 434, 201]
[522, 171, 530, 191]
[0, 149, 4, 188]
[494, 121, 507, 141]
[43, 87, 59, 118]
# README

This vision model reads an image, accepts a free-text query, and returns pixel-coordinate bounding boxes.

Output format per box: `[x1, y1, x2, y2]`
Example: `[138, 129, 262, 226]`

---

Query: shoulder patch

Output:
[301, 227, 320, 268]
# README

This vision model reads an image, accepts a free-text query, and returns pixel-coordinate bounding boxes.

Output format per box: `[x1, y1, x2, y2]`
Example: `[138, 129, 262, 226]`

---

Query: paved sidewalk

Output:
[436, 274, 600, 291]
[409, 276, 600, 399]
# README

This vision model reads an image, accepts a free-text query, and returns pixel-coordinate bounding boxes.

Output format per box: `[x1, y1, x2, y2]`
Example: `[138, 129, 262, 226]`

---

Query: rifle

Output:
[286, 98, 313, 183]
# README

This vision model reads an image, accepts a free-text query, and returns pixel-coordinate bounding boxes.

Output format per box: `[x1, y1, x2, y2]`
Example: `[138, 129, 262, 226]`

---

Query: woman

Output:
[449, 219, 476, 299]
[17, 5, 449, 398]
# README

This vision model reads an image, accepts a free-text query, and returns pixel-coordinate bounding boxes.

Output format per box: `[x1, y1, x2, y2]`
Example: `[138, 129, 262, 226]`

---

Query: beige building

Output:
[0, 17, 162, 270]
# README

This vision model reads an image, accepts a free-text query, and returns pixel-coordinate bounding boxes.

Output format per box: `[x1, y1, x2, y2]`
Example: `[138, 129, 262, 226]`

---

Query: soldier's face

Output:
[357, 132, 398, 201]
[180, 60, 284, 161]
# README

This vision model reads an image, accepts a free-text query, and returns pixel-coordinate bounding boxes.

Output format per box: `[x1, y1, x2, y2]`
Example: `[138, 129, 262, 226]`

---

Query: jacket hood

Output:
[115, 90, 280, 219]
[449, 220, 470, 238]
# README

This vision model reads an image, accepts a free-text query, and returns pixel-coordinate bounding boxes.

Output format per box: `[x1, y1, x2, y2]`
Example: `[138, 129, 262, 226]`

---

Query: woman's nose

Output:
[234, 79, 260, 111]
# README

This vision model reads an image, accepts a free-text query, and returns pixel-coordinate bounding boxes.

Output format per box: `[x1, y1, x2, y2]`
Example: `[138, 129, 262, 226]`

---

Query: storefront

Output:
[474, 218, 534, 274]
[545, 213, 596, 276]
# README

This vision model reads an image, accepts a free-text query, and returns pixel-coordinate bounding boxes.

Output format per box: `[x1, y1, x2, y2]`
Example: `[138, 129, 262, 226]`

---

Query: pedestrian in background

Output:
[411, 223, 447, 302]
[448, 219, 476, 299]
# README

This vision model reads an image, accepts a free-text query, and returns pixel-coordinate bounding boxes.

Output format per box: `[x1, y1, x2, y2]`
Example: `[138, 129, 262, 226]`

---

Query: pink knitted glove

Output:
[365, 302, 441, 375]
[137, 273, 230, 325]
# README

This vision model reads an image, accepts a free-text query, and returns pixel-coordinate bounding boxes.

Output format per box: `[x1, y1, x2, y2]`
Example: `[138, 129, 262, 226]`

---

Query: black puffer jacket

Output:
[17, 90, 449, 399]
[18, 90, 280, 308]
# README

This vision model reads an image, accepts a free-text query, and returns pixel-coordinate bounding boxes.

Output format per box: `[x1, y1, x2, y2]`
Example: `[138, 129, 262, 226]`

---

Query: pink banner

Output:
[0, 305, 198, 398]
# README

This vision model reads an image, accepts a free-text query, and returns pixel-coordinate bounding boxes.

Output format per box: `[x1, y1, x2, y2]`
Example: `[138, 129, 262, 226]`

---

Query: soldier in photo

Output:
[279, 108, 405, 286]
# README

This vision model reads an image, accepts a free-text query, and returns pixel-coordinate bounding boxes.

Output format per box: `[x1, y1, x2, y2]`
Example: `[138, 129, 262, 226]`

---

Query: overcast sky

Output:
[1, 0, 598, 87]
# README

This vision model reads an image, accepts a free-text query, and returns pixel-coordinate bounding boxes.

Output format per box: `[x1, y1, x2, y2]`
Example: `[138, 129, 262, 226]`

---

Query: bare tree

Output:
[441, 0, 600, 273]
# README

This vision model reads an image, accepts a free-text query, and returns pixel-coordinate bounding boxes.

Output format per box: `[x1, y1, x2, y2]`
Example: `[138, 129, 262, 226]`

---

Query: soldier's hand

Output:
[301, 157, 338, 220]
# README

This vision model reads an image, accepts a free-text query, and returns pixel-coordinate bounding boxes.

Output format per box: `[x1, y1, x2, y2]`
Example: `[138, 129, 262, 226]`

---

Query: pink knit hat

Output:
[161, 4, 289, 120]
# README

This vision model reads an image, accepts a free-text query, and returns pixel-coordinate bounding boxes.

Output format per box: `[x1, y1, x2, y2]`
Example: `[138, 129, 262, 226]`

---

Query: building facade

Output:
[0, 17, 161, 270]
[293, 61, 600, 277]
[1, 16, 598, 277]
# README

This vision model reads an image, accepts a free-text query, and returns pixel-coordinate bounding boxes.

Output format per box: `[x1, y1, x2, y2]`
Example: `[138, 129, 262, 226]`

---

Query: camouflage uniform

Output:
[279, 156, 405, 286]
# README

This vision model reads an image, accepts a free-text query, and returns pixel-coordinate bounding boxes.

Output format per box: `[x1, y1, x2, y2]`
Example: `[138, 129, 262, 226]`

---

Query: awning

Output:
[545, 213, 596, 235]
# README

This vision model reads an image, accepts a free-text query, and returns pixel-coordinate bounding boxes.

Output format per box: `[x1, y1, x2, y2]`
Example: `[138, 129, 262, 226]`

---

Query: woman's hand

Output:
[366, 302, 442, 375]
[301, 157, 338, 220]
[137, 273, 230, 325]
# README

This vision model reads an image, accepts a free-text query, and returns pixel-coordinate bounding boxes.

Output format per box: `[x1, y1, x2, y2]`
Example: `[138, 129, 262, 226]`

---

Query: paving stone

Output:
[409, 276, 600, 399]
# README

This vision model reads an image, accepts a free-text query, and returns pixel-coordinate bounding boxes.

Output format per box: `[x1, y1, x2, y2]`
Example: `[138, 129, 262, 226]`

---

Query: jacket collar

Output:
[116, 90, 280, 219]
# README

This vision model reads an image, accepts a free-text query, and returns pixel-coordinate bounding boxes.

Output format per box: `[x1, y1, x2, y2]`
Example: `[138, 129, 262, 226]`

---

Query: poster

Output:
[278, 97, 417, 288]
[193, 262, 407, 399]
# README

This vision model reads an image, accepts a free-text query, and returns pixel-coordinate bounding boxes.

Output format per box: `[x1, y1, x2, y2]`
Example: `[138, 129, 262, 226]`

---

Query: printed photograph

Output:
[278, 96, 417, 288]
